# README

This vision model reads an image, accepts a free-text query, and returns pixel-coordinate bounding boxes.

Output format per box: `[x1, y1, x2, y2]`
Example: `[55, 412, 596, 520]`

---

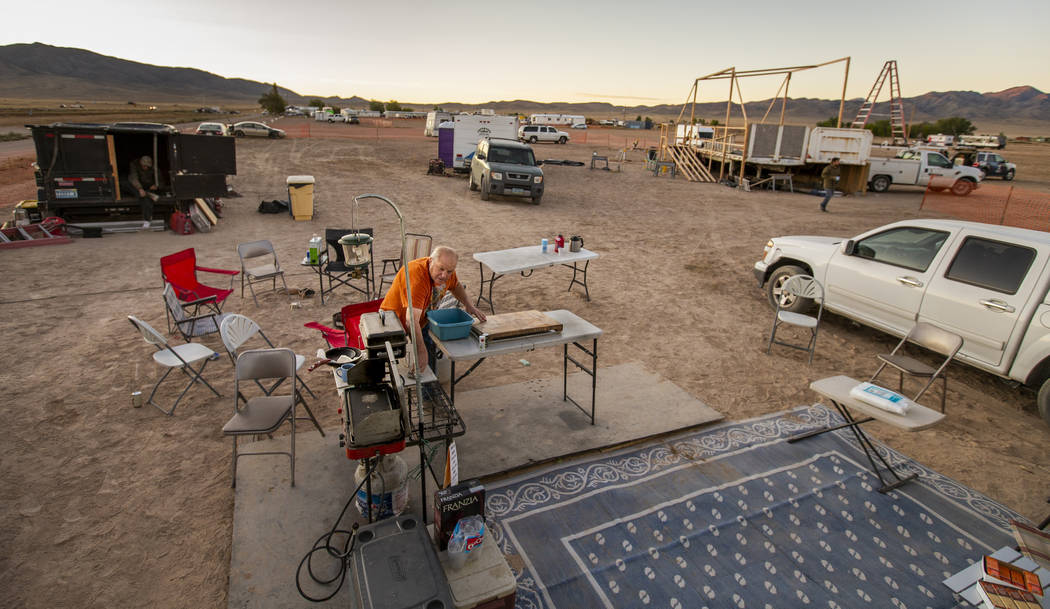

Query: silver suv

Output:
[518, 125, 569, 144]
[469, 138, 544, 204]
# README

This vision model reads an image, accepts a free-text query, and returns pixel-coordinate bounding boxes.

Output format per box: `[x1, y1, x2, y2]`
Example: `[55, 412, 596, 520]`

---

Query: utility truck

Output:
[867, 148, 983, 196]
[754, 219, 1050, 424]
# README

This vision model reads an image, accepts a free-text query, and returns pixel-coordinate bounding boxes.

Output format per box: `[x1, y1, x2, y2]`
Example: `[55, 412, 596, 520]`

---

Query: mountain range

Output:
[2, 42, 1049, 123]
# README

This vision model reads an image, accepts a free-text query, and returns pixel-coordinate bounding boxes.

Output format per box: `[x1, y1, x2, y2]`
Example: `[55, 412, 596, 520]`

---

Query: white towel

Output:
[849, 382, 912, 415]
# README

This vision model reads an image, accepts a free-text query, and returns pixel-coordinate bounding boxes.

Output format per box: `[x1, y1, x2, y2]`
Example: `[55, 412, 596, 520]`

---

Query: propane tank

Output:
[354, 454, 408, 519]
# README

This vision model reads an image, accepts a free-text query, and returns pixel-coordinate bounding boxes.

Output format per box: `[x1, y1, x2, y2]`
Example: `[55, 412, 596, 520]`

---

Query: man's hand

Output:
[466, 303, 487, 323]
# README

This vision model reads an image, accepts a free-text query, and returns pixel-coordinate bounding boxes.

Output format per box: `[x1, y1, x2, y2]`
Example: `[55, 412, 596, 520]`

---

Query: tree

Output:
[386, 100, 403, 112]
[258, 83, 287, 115]
[864, 120, 891, 138]
[369, 99, 385, 112]
[309, 99, 325, 109]
[816, 116, 840, 128]
[934, 117, 976, 137]
[710, 119, 719, 126]
[635, 115, 642, 121]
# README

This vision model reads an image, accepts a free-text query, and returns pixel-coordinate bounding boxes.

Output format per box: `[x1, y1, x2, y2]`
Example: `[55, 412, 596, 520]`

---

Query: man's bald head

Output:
[429, 246, 458, 285]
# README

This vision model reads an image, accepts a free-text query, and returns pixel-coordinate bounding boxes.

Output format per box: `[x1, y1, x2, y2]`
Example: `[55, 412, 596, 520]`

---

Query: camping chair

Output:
[219, 314, 323, 436]
[162, 282, 231, 343]
[319, 228, 375, 304]
[237, 240, 288, 306]
[378, 233, 432, 296]
[159, 248, 239, 320]
[870, 321, 963, 413]
[766, 274, 824, 364]
[303, 299, 384, 349]
[222, 348, 298, 487]
[128, 315, 221, 416]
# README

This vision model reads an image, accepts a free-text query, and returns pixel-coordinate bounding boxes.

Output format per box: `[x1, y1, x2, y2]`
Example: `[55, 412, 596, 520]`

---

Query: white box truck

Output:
[425, 111, 452, 137]
[452, 115, 519, 169]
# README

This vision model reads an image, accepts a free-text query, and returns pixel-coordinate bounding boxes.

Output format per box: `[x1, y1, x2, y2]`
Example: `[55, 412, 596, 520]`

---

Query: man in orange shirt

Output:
[381, 245, 487, 373]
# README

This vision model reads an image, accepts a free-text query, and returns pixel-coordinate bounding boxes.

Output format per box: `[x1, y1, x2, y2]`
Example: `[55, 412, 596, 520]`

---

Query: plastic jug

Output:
[308, 234, 322, 264]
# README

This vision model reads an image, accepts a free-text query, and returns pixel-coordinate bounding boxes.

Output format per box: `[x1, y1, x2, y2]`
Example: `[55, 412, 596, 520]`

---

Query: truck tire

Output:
[529, 136, 538, 143]
[1004, 169, 1015, 181]
[234, 130, 245, 137]
[765, 265, 811, 313]
[870, 175, 891, 193]
[468, 173, 478, 191]
[531, 194, 542, 205]
[558, 136, 567, 144]
[950, 179, 975, 196]
[1038, 379, 1050, 425]
[480, 175, 490, 201]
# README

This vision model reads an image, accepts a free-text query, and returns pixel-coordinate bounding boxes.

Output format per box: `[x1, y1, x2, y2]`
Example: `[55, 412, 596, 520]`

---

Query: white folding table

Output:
[473, 245, 598, 313]
[429, 309, 602, 424]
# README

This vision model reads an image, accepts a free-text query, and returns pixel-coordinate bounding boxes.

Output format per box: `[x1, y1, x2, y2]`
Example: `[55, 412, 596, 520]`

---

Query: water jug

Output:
[570, 235, 584, 252]
[308, 234, 322, 264]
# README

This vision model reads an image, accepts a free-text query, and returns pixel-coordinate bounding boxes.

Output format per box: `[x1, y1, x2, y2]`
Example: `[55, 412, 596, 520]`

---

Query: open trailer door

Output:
[171, 133, 237, 199]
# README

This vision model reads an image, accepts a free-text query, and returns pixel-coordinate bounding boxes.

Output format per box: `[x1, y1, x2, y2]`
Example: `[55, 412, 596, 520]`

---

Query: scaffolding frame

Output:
[669, 57, 851, 182]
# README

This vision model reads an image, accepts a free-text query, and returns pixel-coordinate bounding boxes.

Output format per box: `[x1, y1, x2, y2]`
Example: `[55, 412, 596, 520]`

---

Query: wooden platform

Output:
[472, 310, 563, 341]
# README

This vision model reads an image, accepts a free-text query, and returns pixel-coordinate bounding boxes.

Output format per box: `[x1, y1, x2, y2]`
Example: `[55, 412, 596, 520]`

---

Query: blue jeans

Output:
[820, 188, 833, 210]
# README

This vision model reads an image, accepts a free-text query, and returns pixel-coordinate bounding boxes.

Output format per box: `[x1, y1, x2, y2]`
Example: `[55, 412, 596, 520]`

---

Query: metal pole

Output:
[837, 57, 851, 128]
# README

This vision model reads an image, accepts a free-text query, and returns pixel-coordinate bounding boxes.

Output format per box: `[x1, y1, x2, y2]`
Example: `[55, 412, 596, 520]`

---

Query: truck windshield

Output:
[489, 146, 535, 166]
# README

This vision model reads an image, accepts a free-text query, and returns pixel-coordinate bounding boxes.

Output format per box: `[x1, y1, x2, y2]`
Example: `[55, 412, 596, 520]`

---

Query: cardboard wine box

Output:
[434, 479, 485, 551]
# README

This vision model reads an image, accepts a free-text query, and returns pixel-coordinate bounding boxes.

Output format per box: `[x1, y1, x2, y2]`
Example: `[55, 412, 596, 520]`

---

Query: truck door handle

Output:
[897, 276, 923, 287]
[980, 299, 1015, 313]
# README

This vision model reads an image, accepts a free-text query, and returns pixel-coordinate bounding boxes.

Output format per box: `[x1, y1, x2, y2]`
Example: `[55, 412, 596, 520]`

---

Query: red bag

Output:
[169, 211, 194, 235]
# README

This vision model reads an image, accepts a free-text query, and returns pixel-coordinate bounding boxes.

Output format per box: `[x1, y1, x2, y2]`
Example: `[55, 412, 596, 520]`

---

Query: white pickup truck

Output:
[868, 148, 983, 196]
[754, 219, 1050, 423]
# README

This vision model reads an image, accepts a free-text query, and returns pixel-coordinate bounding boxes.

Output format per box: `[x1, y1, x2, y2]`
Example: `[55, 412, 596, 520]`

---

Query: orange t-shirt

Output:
[380, 257, 459, 332]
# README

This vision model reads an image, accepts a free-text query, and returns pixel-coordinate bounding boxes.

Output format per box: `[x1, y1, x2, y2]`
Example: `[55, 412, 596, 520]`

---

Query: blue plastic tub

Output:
[427, 309, 474, 340]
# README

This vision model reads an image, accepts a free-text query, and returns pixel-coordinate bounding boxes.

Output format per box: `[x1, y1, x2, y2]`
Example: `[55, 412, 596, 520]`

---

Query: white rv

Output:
[425, 111, 453, 136]
[452, 115, 519, 169]
[529, 113, 586, 127]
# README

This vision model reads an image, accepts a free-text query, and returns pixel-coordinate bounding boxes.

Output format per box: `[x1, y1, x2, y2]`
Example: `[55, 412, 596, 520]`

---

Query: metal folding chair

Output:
[870, 321, 963, 413]
[237, 240, 288, 306]
[766, 274, 824, 364]
[128, 315, 221, 415]
[378, 233, 432, 296]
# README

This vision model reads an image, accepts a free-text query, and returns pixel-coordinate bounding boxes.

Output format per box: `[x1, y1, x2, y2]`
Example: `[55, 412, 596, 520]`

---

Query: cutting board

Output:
[472, 310, 563, 341]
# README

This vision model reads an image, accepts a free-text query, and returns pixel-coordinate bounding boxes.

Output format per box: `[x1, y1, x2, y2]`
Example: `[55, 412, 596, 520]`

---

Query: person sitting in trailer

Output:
[121, 155, 160, 229]
[380, 246, 487, 373]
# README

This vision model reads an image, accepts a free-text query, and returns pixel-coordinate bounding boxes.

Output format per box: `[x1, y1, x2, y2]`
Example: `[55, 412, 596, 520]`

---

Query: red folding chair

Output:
[160, 248, 240, 310]
[304, 299, 383, 349]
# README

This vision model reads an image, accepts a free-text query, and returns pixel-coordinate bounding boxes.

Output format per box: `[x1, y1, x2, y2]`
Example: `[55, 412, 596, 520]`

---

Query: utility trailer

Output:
[445, 114, 519, 170]
[29, 122, 236, 222]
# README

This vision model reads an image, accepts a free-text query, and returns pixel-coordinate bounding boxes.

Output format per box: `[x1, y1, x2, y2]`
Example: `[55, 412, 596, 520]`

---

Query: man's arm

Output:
[127, 164, 144, 194]
[450, 283, 487, 322]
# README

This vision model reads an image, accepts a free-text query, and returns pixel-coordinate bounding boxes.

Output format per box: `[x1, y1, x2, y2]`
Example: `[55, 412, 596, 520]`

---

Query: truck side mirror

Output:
[476, 153, 486, 160]
[844, 240, 856, 256]
[535, 160, 543, 166]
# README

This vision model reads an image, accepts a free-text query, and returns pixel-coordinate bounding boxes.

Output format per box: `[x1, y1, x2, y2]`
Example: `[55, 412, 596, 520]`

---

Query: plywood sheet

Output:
[194, 198, 217, 225]
[473, 310, 563, 341]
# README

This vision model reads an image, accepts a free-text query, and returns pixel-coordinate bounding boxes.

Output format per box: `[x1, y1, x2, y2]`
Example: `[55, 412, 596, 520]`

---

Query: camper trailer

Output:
[425, 111, 452, 136]
[529, 114, 586, 127]
[29, 122, 236, 221]
[442, 114, 519, 169]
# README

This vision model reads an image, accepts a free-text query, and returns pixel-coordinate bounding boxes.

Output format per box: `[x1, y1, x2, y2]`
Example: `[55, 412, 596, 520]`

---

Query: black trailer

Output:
[29, 122, 236, 222]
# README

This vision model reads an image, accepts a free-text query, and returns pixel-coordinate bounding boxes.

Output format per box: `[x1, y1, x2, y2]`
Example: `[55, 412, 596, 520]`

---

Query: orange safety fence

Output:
[919, 182, 1050, 232]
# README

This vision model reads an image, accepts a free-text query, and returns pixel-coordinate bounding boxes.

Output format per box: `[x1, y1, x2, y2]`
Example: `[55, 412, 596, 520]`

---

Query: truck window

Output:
[854, 227, 949, 272]
[944, 237, 1035, 295]
[927, 153, 953, 168]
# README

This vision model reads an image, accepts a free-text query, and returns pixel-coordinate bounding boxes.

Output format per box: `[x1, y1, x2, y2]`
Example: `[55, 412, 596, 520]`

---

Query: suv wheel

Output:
[1004, 169, 1015, 181]
[529, 136, 538, 143]
[558, 136, 567, 144]
[531, 194, 542, 205]
[480, 175, 491, 201]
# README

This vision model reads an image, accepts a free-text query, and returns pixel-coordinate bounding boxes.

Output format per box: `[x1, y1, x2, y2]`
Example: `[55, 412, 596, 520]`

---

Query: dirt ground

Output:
[2, 125, 1049, 609]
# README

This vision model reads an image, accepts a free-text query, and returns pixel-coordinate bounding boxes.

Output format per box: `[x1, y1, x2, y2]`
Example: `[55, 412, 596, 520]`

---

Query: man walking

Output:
[820, 157, 841, 212]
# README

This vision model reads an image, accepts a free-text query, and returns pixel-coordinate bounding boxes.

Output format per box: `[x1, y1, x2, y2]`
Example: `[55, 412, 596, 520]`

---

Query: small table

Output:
[473, 245, 598, 313]
[789, 375, 945, 493]
[430, 309, 602, 424]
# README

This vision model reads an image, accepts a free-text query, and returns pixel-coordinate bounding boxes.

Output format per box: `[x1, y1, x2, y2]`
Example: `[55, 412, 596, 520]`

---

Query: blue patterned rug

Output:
[485, 405, 1025, 609]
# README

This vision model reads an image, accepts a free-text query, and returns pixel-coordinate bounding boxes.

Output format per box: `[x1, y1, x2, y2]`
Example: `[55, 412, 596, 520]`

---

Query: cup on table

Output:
[541, 238, 548, 253]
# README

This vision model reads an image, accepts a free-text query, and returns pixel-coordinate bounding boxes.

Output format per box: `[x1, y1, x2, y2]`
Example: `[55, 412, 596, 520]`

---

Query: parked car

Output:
[195, 122, 230, 136]
[469, 138, 544, 204]
[964, 151, 1016, 181]
[598, 119, 616, 126]
[326, 114, 347, 123]
[753, 219, 1050, 423]
[347, 116, 360, 125]
[232, 121, 285, 138]
[518, 125, 569, 144]
[571, 123, 587, 129]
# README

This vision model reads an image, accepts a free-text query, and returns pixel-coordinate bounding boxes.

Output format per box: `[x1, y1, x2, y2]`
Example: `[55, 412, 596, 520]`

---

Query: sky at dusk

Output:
[4, 0, 1048, 105]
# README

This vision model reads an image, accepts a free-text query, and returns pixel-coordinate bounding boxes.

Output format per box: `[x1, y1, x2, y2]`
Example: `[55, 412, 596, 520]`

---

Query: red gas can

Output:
[169, 211, 194, 235]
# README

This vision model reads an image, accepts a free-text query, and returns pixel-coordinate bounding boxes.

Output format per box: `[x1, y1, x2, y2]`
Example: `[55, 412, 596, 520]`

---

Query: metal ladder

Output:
[851, 60, 909, 145]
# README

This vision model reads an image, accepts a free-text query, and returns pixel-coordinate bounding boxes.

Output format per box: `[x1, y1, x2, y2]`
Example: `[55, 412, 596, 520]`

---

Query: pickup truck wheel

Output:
[480, 175, 491, 201]
[558, 136, 567, 144]
[950, 179, 975, 196]
[468, 173, 478, 191]
[766, 265, 812, 313]
[1004, 169, 1015, 181]
[1038, 379, 1050, 425]
[529, 136, 538, 143]
[870, 175, 891, 193]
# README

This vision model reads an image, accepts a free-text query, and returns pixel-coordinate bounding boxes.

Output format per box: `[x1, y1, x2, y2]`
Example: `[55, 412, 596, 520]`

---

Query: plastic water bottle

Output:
[446, 515, 485, 569]
[309, 234, 322, 264]
[541, 238, 548, 253]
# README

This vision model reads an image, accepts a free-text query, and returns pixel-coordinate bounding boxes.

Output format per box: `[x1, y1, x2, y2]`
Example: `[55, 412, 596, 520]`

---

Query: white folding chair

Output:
[128, 315, 221, 415]
[766, 274, 824, 364]
[237, 240, 288, 306]
[870, 322, 963, 413]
